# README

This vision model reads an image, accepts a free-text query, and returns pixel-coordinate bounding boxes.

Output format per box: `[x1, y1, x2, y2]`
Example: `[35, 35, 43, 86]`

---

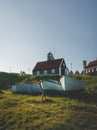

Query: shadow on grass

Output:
[65, 90, 97, 103]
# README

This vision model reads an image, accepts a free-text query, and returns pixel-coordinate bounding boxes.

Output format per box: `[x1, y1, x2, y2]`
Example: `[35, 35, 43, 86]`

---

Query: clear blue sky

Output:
[0, 0, 97, 74]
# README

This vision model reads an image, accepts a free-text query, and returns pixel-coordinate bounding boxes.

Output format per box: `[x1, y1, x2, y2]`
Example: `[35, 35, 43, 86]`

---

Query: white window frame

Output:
[92, 68, 94, 72]
[52, 69, 55, 74]
[44, 70, 47, 74]
[37, 71, 40, 75]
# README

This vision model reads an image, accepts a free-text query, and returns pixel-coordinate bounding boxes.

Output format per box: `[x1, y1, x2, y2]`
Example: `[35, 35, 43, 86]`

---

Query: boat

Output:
[60, 76, 84, 91]
[40, 79, 64, 95]
[40, 76, 84, 95]
[12, 84, 42, 95]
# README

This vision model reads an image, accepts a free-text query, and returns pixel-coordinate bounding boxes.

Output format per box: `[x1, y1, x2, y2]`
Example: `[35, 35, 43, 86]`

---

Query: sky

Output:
[0, 0, 97, 74]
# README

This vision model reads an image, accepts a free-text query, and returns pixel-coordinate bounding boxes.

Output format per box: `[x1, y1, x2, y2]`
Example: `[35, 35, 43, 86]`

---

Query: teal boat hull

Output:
[40, 80, 64, 95]
[12, 84, 42, 95]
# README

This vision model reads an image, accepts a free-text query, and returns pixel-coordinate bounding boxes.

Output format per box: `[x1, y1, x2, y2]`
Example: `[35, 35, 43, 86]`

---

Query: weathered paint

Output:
[60, 76, 84, 91]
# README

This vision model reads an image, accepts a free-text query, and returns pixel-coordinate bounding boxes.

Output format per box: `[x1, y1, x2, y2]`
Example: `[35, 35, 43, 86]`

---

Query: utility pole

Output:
[70, 63, 72, 71]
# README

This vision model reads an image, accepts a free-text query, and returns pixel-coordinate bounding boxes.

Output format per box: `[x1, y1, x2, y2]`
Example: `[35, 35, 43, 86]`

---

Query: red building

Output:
[83, 59, 97, 75]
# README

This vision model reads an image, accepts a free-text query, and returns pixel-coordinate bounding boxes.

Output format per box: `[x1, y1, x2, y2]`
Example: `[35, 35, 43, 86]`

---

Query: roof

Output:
[69, 71, 73, 75]
[75, 70, 80, 75]
[33, 58, 64, 71]
[86, 60, 97, 68]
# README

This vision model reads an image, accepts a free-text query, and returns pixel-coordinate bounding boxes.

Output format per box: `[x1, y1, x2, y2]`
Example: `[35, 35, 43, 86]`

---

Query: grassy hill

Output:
[0, 72, 97, 130]
[0, 72, 61, 90]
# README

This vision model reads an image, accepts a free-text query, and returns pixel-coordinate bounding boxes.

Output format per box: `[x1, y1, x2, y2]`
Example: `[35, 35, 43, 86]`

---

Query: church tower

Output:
[47, 52, 54, 62]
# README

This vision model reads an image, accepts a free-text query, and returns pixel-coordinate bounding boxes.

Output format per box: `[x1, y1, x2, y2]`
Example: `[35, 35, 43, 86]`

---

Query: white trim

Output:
[59, 67, 61, 75]
[59, 58, 65, 68]
[59, 58, 64, 75]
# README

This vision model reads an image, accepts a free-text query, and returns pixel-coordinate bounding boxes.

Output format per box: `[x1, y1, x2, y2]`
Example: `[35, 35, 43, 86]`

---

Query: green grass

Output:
[0, 73, 97, 129]
[0, 90, 97, 130]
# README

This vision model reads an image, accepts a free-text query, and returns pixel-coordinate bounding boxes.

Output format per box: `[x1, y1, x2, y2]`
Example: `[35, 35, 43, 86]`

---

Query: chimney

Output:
[83, 60, 87, 70]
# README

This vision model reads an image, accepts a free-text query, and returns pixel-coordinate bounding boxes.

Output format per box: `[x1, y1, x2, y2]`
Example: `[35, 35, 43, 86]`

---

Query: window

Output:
[44, 70, 47, 74]
[52, 69, 55, 74]
[96, 68, 97, 71]
[88, 69, 90, 73]
[37, 71, 40, 75]
[86, 70, 88, 74]
[92, 69, 94, 72]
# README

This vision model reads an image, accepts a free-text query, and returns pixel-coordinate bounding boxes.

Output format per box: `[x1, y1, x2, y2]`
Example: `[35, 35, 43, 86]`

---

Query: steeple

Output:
[47, 52, 54, 62]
